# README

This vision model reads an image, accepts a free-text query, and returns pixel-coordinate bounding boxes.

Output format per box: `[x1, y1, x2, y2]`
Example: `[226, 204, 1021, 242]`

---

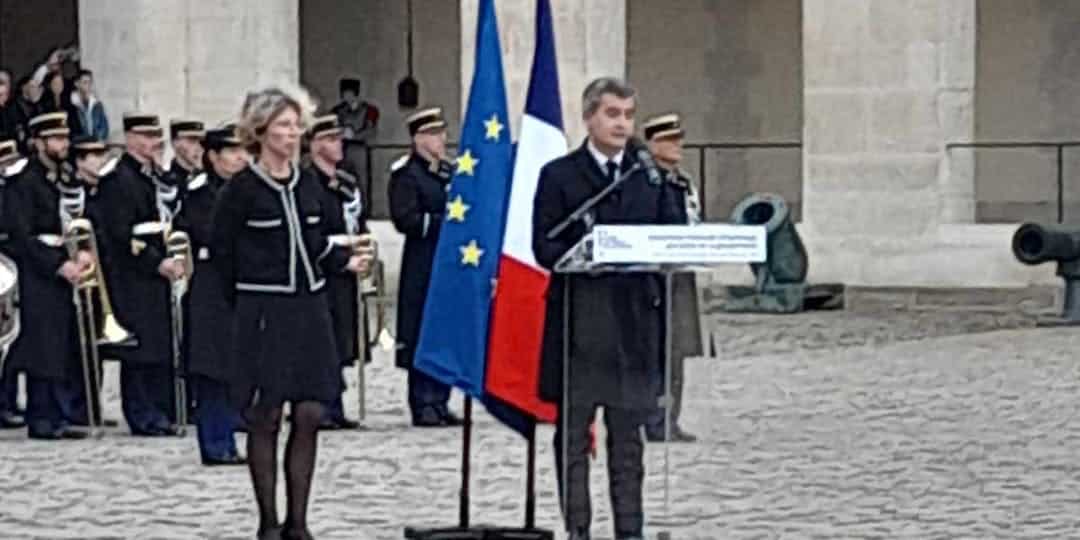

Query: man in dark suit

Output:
[388, 107, 462, 428]
[532, 77, 683, 540]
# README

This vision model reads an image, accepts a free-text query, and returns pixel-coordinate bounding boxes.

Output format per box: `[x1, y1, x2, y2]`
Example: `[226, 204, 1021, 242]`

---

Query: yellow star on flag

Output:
[447, 195, 470, 222]
[460, 240, 484, 266]
[484, 115, 504, 141]
[456, 149, 478, 176]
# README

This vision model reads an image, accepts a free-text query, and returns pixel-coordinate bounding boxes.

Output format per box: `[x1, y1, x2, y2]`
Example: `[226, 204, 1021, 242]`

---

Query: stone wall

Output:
[79, 0, 299, 144]
[627, 0, 803, 221]
[974, 0, 1080, 223]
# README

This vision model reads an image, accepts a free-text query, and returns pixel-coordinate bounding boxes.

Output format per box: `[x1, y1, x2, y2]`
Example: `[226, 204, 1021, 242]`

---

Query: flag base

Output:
[403, 526, 554, 539]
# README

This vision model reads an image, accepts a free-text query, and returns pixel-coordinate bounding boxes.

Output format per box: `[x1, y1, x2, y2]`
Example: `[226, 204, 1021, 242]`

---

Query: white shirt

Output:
[586, 138, 624, 175]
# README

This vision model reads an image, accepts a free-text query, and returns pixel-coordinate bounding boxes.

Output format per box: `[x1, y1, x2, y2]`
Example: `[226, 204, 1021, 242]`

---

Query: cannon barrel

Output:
[731, 193, 807, 285]
[1012, 223, 1080, 265]
[1012, 222, 1080, 323]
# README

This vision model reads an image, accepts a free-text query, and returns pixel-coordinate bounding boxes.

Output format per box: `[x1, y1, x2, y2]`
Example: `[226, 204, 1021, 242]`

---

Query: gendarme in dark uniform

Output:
[211, 161, 351, 410]
[0, 139, 26, 429]
[305, 114, 370, 430]
[167, 119, 205, 198]
[97, 113, 181, 436]
[532, 83, 684, 539]
[642, 113, 702, 443]
[387, 107, 461, 427]
[181, 125, 246, 465]
[3, 112, 88, 439]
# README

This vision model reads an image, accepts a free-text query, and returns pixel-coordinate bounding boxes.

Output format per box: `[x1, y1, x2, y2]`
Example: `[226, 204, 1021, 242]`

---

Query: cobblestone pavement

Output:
[2, 310, 1080, 539]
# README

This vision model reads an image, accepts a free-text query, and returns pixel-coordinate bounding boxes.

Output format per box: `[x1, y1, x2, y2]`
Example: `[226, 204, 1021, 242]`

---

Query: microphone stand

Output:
[545, 162, 643, 240]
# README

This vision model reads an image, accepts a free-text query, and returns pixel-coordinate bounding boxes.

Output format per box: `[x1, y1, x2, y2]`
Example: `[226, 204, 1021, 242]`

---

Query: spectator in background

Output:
[0, 69, 18, 141]
[40, 71, 82, 137]
[13, 76, 42, 153]
[72, 69, 109, 141]
[331, 78, 379, 144]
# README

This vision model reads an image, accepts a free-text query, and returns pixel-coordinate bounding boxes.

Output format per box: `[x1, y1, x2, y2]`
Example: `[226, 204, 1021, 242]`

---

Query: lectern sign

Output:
[592, 224, 767, 264]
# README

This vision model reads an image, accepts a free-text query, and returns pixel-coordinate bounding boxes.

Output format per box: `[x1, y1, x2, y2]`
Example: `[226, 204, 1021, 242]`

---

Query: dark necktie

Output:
[605, 160, 618, 184]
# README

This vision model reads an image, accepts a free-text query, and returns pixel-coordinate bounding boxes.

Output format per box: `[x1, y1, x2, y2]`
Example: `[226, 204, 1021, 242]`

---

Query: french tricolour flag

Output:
[485, 0, 564, 423]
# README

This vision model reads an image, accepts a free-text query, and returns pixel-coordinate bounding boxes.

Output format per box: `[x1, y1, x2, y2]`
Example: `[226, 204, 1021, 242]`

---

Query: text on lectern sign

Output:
[592, 224, 766, 264]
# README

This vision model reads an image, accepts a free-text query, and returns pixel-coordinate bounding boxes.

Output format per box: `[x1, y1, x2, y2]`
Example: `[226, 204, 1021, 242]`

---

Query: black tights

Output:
[246, 400, 324, 539]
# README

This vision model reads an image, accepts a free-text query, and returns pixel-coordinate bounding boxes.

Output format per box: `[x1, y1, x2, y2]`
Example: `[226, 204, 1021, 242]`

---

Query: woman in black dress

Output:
[212, 87, 374, 540]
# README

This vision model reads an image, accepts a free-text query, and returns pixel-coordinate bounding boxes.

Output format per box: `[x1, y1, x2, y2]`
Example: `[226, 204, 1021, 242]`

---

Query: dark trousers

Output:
[323, 367, 348, 422]
[407, 367, 451, 419]
[26, 376, 77, 436]
[120, 364, 173, 434]
[647, 354, 685, 431]
[554, 400, 646, 537]
[66, 357, 104, 426]
[0, 361, 19, 413]
[192, 375, 240, 461]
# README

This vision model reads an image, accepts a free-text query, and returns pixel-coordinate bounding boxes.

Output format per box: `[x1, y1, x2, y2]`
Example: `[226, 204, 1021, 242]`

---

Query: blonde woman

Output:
[212, 87, 374, 540]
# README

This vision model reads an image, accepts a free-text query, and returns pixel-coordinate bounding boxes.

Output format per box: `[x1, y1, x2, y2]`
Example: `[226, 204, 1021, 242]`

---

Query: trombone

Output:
[165, 228, 193, 433]
[64, 217, 134, 436]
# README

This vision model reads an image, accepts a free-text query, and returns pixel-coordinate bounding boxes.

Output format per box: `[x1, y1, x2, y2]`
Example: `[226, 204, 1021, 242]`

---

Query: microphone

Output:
[629, 137, 662, 186]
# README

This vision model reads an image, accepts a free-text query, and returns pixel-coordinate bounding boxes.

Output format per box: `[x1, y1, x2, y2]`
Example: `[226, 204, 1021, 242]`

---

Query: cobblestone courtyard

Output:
[3, 309, 1080, 539]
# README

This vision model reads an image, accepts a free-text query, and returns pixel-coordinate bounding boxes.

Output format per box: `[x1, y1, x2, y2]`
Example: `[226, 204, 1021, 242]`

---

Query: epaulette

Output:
[3, 157, 28, 178]
[98, 156, 120, 177]
[389, 153, 410, 173]
[188, 172, 208, 192]
[334, 168, 359, 186]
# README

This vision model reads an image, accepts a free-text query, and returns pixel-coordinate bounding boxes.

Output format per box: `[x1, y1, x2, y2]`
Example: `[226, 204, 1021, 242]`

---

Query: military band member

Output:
[168, 119, 205, 189]
[3, 112, 90, 439]
[388, 107, 462, 428]
[0, 138, 25, 429]
[211, 87, 374, 539]
[642, 113, 701, 444]
[98, 113, 185, 437]
[331, 78, 379, 143]
[533, 78, 684, 540]
[182, 125, 247, 466]
[64, 134, 120, 429]
[305, 114, 369, 430]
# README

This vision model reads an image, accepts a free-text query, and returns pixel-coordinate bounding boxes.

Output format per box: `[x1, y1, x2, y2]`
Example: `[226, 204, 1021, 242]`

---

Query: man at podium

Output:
[532, 77, 685, 540]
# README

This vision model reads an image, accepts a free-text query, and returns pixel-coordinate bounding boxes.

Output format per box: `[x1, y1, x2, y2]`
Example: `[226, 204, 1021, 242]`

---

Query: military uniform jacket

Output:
[97, 153, 175, 366]
[178, 170, 233, 381]
[663, 168, 704, 363]
[387, 153, 451, 369]
[310, 164, 371, 366]
[532, 142, 684, 410]
[3, 158, 79, 378]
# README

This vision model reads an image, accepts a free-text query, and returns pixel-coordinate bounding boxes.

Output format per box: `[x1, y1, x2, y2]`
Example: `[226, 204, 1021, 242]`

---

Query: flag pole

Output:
[525, 424, 537, 529]
[459, 396, 473, 528]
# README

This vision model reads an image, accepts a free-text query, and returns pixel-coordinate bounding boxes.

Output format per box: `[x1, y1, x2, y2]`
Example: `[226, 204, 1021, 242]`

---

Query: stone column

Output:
[79, 0, 299, 142]
[461, 0, 626, 144]
[800, 0, 1029, 286]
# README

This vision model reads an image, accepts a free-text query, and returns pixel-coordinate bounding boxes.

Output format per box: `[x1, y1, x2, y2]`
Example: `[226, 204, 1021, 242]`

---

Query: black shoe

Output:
[412, 408, 445, 427]
[59, 427, 90, 439]
[202, 455, 247, 466]
[163, 424, 186, 437]
[645, 424, 697, 443]
[568, 528, 591, 540]
[318, 418, 341, 430]
[255, 526, 281, 540]
[440, 411, 464, 427]
[0, 410, 25, 429]
[335, 417, 361, 430]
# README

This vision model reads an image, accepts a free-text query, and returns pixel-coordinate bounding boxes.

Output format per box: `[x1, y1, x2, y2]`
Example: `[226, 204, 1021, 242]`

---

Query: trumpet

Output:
[165, 228, 193, 432]
[64, 217, 134, 436]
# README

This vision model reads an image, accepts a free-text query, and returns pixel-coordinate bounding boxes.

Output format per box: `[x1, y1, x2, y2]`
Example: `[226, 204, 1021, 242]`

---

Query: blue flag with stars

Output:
[414, 0, 513, 400]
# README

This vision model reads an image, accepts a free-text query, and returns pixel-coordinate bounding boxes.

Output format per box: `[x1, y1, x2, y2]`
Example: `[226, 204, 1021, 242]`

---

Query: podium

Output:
[553, 224, 765, 539]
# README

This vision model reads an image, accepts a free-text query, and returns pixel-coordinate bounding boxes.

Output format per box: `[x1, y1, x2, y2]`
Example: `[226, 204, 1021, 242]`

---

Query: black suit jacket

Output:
[532, 141, 683, 409]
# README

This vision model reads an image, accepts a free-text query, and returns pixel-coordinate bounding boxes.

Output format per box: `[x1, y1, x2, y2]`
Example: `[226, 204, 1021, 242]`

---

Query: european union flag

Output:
[414, 0, 514, 402]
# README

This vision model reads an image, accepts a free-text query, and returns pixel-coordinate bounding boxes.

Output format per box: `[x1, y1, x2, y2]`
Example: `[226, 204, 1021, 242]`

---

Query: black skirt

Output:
[228, 287, 340, 409]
